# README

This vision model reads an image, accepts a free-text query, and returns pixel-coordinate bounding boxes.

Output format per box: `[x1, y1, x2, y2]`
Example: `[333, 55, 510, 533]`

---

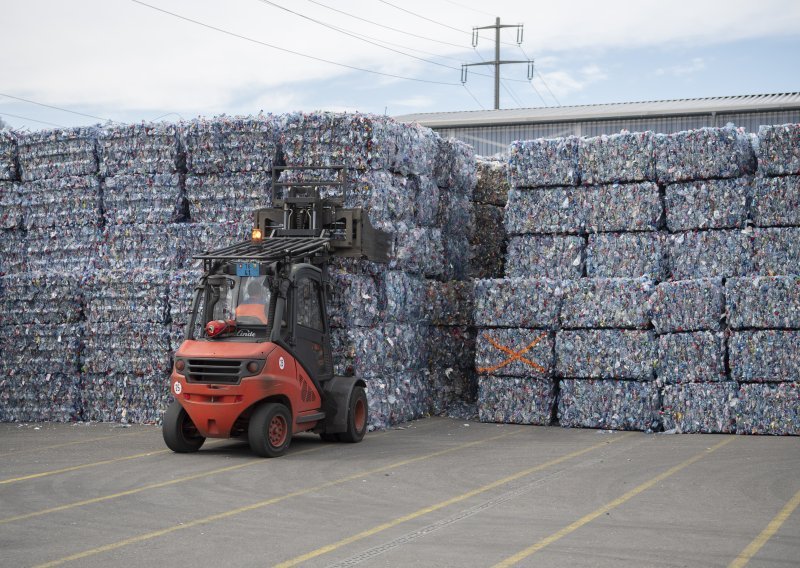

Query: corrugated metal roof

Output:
[394, 93, 800, 128]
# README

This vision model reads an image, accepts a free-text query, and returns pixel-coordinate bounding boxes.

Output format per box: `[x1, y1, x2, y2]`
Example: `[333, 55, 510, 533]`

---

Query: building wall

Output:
[437, 109, 800, 157]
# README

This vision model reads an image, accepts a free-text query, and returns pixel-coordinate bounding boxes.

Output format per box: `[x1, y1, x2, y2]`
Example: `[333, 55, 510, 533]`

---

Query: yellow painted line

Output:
[1, 454, 285, 525]
[492, 436, 736, 568]
[32, 428, 520, 568]
[273, 432, 635, 568]
[0, 439, 226, 486]
[1, 429, 400, 524]
[728, 488, 800, 568]
[0, 428, 152, 458]
[0, 449, 171, 485]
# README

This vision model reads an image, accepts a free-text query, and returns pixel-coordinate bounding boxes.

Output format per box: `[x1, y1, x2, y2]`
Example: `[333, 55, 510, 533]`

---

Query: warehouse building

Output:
[396, 92, 800, 157]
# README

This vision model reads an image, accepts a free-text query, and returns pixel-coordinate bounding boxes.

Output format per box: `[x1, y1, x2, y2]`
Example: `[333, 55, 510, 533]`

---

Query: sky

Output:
[1, 0, 799, 130]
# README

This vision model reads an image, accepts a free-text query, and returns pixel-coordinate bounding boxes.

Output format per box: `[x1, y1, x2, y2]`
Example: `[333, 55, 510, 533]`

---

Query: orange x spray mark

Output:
[476, 332, 548, 374]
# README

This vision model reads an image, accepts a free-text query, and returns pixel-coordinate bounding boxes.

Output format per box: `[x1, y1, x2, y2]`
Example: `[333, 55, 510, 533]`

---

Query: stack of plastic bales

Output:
[83, 269, 171, 422]
[278, 112, 475, 428]
[653, 279, 733, 433]
[181, 116, 272, 276]
[0, 131, 21, 273]
[556, 273, 661, 432]
[656, 126, 757, 433]
[472, 158, 508, 279]
[488, 125, 797, 435]
[183, 115, 274, 225]
[329, 268, 434, 428]
[425, 280, 476, 418]
[425, 138, 479, 419]
[17, 127, 98, 181]
[0, 272, 86, 421]
[473, 278, 560, 424]
[0, 131, 17, 181]
[728, 123, 800, 435]
[0, 128, 100, 422]
[15, 127, 102, 272]
[98, 123, 196, 270]
[491, 132, 663, 430]
[99, 123, 186, 226]
[94, 122, 223, 422]
[436, 138, 476, 281]
[166, 269, 201, 353]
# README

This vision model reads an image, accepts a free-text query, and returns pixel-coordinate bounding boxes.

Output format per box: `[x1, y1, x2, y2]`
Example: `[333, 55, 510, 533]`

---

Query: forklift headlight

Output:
[251, 228, 263, 242]
[245, 360, 265, 376]
[174, 358, 186, 374]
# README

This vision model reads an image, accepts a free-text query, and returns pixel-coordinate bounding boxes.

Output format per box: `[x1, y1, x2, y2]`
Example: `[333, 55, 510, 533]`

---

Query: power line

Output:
[441, 0, 495, 18]
[350, 33, 464, 65]
[517, 45, 561, 106]
[309, 0, 531, 84]
[378, 1, 520, 47]
[306, 0, 467, 49]
[296, 2, 466, 64]
[461, 84, 485, 110]
[528, 79, 549, 107]
[254, 0, 456, 71]
[131, 0, 459, 86]
[0, 111, 67, 129]
[536, 69, 562, 106]
[151, 112, 185, 121]
[378, 0, 472, 36]
[304, 0, 530, 79]
[500, 80, 523, 108]
[0, 92, 115, 123]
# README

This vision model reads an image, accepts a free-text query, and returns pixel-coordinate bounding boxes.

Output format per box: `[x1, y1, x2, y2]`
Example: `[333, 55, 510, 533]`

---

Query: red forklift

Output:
[163, 165, 390, 457]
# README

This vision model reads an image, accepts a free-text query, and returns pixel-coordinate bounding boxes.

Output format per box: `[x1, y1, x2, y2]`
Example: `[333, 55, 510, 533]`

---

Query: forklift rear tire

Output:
[163, 401, 206, 453]
[338, 386, 368, 443]
[249, 402, 292, 457]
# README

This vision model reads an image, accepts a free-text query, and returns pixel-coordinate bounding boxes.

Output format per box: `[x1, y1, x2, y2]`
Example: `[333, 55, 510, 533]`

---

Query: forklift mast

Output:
[194, 164, 392, 270]
[189, 164, 392, 378]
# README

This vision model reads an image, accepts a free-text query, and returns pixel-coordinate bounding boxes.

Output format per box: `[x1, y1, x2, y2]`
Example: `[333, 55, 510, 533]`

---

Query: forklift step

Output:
[296, 412, 326, 424]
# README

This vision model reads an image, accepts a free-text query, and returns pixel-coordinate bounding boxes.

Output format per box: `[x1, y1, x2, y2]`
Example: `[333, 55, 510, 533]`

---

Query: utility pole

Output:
[461, 18, 533, 110]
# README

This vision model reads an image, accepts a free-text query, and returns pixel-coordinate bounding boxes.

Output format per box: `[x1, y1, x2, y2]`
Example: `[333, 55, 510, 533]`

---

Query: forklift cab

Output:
[191, 262, 333, 383]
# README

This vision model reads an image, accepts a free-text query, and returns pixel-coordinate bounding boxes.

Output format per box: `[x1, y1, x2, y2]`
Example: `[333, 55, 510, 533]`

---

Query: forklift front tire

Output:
[249, 402, 292, 457]
[163, 401, 206, 453]
[338, 386, 368, 443]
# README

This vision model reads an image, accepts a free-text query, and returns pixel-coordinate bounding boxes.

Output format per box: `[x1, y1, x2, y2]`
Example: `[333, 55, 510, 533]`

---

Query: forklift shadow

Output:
[196, 433, 326, 458]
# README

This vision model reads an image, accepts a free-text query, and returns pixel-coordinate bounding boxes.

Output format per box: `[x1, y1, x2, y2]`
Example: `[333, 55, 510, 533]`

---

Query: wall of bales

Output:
[474, 124, 800, 435]
[0, 115, 477, 429]
[1, 120, 798, 436]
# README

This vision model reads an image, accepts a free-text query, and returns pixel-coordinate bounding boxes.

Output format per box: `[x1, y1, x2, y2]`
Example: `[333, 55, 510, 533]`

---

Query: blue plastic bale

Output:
[557, 379, 661, 431]
[478, 376, 556, 425]
[556, 330, 657, 380]
[586, 232, 666, 281]
[661, 382, 738, 433]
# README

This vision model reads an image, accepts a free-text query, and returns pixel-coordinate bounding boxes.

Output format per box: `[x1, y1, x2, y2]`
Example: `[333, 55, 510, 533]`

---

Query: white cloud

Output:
[581, 65, 608, 82]
[0, 0, 797, 127]
[495, 0, 800, 53]
[654, 57, 707, 77]
[534, 65, 609, 99]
